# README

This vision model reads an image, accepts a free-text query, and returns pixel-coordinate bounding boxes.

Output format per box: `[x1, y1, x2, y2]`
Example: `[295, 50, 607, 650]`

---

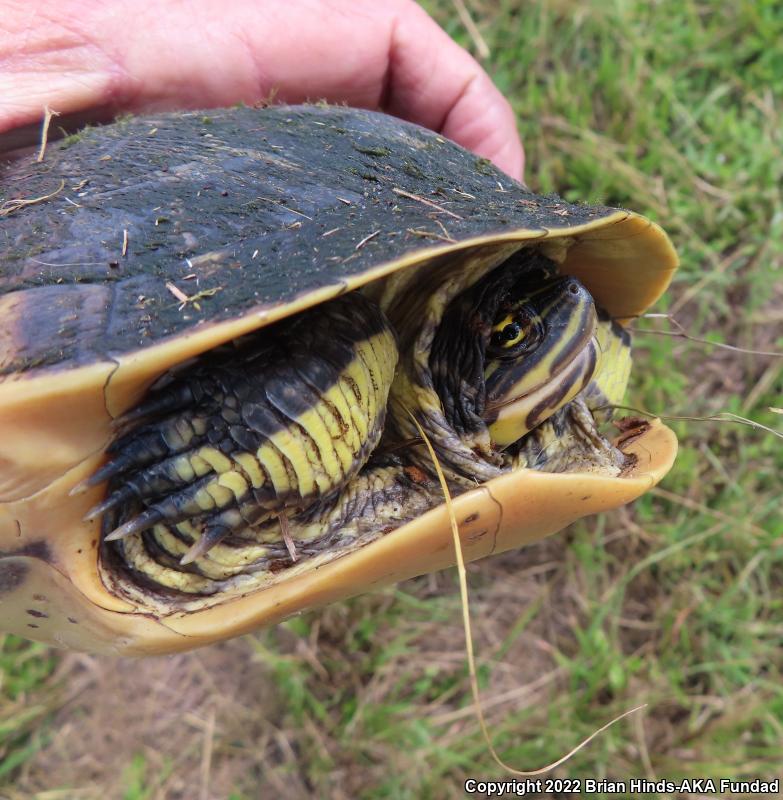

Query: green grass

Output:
[2, 1, 781, 796]
[0, 636, 58, 783]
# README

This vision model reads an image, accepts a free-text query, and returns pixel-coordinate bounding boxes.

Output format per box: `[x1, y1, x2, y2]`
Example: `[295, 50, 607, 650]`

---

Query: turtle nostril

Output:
[568, 282, 580, 295]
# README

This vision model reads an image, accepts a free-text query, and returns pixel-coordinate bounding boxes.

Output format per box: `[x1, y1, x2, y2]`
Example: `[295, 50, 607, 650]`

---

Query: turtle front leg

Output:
[82, 294, 398, 565]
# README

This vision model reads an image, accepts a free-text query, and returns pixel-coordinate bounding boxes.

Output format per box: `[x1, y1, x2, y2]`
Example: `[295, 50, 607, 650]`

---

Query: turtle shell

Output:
[0, 105, 678, 654]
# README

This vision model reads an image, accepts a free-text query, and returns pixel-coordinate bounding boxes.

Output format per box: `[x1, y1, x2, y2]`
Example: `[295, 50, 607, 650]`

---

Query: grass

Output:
[2, 0, 781, 796]
[0, 637, 58, 784]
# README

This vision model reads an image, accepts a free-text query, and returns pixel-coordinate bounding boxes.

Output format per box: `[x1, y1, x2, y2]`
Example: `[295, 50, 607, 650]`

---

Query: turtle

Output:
[0, 105, 678, 655]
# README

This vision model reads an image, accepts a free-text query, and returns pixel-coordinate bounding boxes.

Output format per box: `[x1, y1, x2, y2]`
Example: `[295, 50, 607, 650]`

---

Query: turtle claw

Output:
[83, 485, 136, 521]
[102, 471, 223, 540]
[114, 382, 200, 427]
[86, 451, 150, 487]
[69, 476, 93, 497]
[94, 361, 270, 552]
[75, 431, 172, 498]
[104, 507, 165, 541]
[179, 526, 232, 565]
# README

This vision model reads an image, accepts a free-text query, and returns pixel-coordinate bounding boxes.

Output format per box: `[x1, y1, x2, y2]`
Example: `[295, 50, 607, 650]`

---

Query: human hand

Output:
[0, 0, 524, 179]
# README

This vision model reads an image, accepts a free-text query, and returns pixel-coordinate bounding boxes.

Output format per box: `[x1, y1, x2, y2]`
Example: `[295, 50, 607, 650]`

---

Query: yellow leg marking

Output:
[174, 455, 196, 482]
[314, 394, 345, 438]
[123, 533, 213, 593]
[332, 376, 364, 451]
[357, 345, 379, 424]
[319, 385, 360, 470]
[256, 442, 295, 496]
[268, 425, 317, 498]
[204, 482, 235, 507]
[152, 522, 267, 579]
[194, 486, 218, 511]
[198, 447, 233, 474]
[217, 470, 249, 500]
[189, 454, 213, 477]
[320, 375, 361, 451]
[233, 452, 266, 489]
[359, 329, 397, 413]
[315, 399, 356, 475]
[294, 405, 344, 491]
[152, 523, 190, 558]
[340, 364, 371, 441]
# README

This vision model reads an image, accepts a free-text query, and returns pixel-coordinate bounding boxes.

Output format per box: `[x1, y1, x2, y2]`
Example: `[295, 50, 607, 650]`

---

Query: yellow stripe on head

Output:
[483, 276, 600, 447]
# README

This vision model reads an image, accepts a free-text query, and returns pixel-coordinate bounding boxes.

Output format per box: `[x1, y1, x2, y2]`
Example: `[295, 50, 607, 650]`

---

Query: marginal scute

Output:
[561, 214, 677, 320]
[0, 560, 28, 594]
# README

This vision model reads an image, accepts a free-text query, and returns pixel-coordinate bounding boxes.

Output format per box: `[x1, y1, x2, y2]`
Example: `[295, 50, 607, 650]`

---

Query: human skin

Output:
[0, 0, 524, 178]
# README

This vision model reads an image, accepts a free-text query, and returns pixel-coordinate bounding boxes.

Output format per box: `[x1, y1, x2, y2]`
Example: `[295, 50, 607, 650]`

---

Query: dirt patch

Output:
[12, 638, 303, 799]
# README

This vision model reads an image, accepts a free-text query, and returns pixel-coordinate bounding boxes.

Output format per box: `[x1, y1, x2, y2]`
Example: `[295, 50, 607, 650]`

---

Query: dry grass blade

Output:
[742, 361, 783, 414]
[199, 710, 216, 800]
[355, 230, 380, 250]
[608, 404, 783, 443]
[406, 409, 646, 775]
[0, 180, 65, 217]
[406, 227, 457, 243]
[452, 0, 490, 59]
[635, 313, 783, 358]
[37, 106, 60, 163]
[165, 281, 190, 304]
[279, 513, 298, 562]
[165, 282, 222, 311]
[392, 188, 464, 220]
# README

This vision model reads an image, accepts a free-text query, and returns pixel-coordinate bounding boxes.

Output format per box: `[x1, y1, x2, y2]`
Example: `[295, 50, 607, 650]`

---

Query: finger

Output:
[383, 1, 525, 180]
[0, 0, 523, 178]
[0, 0, 387, 128]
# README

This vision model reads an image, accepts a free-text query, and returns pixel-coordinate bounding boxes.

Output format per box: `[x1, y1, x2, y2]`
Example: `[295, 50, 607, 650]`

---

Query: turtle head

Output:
[425, 257, 603, 460]
[482, 275, 600, 447]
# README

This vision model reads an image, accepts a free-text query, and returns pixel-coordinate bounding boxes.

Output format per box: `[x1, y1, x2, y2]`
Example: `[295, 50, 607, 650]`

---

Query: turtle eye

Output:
[487, 311, 542, 359]
[491, 320, 524, 348]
